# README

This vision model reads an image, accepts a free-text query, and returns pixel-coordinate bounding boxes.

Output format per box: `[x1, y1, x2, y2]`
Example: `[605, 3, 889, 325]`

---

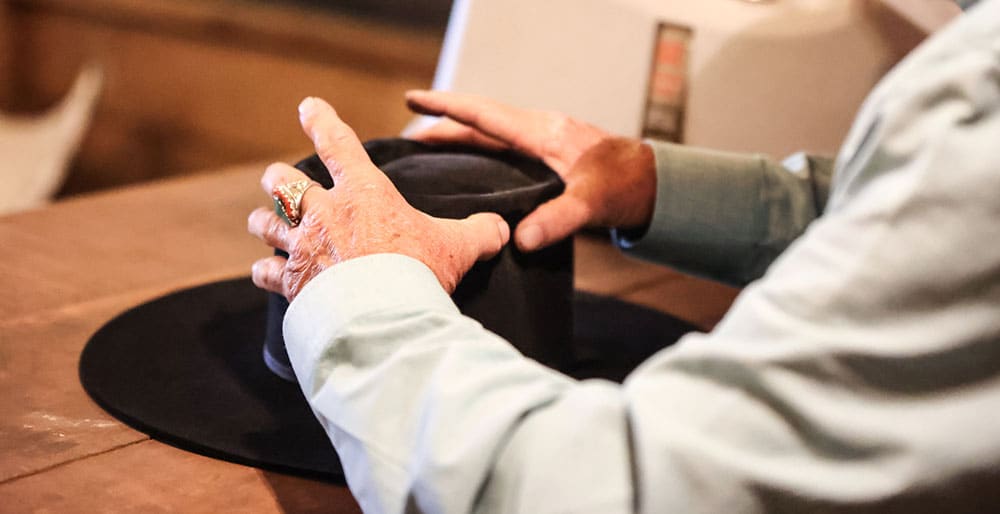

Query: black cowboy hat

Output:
[79, 139, 698, 482]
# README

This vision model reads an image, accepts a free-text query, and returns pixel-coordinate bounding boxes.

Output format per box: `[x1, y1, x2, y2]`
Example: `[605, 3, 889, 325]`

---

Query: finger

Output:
[247, 207, 290, 251]
[298, 97, 374, 184]
[409, 118, 511, 152]
[453, 212, 511, 263]
[514, 195, 591, 252]
[260, 161, 309, 194]
[405, 90, 541, 155]
[260, 162, 325, 216]
[251, 256, 289, 297]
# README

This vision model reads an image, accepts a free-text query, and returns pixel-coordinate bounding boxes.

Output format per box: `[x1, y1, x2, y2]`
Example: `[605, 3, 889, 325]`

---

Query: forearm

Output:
[284, 254, 578, 513]
[614, 141, 833, 286]
[284, 256, 638, 514]
[284, 244, 999, 514]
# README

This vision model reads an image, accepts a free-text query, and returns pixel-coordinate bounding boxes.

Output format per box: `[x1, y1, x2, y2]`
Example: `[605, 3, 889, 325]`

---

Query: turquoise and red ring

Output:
[271, 179, 316, 227]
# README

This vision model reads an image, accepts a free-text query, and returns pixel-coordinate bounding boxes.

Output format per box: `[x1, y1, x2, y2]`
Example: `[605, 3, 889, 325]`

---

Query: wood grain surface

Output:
[0, 166, 735, 511]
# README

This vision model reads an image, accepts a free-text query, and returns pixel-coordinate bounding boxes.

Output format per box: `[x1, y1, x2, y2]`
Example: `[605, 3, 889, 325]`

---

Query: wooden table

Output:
[0, 165, 737, 512]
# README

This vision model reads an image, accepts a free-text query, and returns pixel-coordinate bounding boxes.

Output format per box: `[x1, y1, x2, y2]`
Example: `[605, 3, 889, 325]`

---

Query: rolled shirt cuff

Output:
[613, 141, 770, 286]
[283, 253, 458, 388]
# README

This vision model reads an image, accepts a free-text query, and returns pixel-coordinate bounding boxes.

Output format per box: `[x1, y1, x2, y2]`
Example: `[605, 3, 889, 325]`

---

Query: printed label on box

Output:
[642, 22, 693, 142]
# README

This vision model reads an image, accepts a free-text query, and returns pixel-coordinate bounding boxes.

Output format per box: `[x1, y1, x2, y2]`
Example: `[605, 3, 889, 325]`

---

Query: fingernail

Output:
[405, 89, 427, 99]
[298, 97, 316, 116]
[517, 224, 543, 251]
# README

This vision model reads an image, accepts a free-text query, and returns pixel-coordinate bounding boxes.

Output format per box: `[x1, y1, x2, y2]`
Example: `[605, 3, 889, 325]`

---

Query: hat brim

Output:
[80, 277, 697, 482]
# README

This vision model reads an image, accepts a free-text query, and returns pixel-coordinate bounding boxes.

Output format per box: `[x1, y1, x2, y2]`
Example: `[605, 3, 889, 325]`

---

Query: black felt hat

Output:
[266, 138, 574, 381]
[79, 139, 698, 482]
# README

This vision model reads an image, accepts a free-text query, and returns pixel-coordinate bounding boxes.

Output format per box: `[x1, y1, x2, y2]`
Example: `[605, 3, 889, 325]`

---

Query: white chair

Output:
[0, 64, 103, 215]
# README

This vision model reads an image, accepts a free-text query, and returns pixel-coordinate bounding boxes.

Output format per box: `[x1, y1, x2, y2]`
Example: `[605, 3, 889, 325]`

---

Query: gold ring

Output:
[272, 179, 316, 227]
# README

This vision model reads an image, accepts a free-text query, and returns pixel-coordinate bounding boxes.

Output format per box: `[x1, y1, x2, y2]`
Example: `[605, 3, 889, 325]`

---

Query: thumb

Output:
[455, 212, 511, 263]
[515, 195, 591, 252]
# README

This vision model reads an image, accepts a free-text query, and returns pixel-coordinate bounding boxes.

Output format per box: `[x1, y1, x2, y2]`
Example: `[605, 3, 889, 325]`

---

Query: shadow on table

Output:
[262, 471, 362, 514]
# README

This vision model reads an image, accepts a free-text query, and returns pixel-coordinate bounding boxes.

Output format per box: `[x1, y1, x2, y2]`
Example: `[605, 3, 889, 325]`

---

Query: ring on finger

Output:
[272, 179, 316, 227]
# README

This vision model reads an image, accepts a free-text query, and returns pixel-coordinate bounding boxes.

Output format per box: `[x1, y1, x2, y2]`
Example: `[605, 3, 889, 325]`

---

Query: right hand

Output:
[247, 97, 509, 301]
[406, 90, 657, 252]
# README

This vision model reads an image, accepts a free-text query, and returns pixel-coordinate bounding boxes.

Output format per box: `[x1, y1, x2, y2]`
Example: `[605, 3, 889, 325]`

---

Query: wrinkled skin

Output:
[407, 90, 657, 252]
[249, 93, 658, 301]
[247, 97, 510, 301]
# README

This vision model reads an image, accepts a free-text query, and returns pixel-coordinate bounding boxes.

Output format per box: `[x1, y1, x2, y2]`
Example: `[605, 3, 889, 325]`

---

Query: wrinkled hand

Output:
[247, 97, 510, 301]
[407, 90, 656, 252]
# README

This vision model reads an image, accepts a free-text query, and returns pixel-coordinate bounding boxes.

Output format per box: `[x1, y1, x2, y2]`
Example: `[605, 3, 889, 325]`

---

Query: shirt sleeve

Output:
[612, 142, 833, 287]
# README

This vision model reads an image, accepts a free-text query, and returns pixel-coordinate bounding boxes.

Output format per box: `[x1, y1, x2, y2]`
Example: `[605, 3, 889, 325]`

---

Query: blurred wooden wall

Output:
[0, 0, 444, 196]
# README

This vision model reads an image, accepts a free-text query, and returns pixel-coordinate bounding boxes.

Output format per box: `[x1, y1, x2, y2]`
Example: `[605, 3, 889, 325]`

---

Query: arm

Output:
[270, 2, 1000, 512]
[405, 92, 656, 253]
[286, 118, 997, 512]
[406, 91, 834, 287]
[615, 142, 834, 287]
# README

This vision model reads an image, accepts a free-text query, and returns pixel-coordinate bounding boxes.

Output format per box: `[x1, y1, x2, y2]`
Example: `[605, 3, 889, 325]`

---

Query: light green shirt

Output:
[616, 144, 833, 286]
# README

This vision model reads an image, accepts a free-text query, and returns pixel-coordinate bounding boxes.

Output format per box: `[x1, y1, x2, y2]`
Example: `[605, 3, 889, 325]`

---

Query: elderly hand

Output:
[406, 90, 656, 252]
[247, 97, 510, 301]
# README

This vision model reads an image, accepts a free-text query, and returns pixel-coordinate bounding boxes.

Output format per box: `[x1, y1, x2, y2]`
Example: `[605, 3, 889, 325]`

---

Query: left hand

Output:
[247, 97, 511, 301]
[406, 90, 655, 252]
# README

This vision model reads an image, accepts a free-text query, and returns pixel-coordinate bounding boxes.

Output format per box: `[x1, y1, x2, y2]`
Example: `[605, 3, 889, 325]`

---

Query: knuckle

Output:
[249, 209, 274, 235]
[263, 162, 287, 182]
[322, 156, 346, 178]
[314, 137, 335, 160]
[315, 126, 357, 151]
[265, 220, 284, 243]
[264, 263, 282, 285]
[548, 113, 572, 136]
[468, 110, 483, 127]
[253, 260, 282, 290]
[287, 239, 315, 266]
[332, 126, 359, 143]
[247, 209, 263, 229]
